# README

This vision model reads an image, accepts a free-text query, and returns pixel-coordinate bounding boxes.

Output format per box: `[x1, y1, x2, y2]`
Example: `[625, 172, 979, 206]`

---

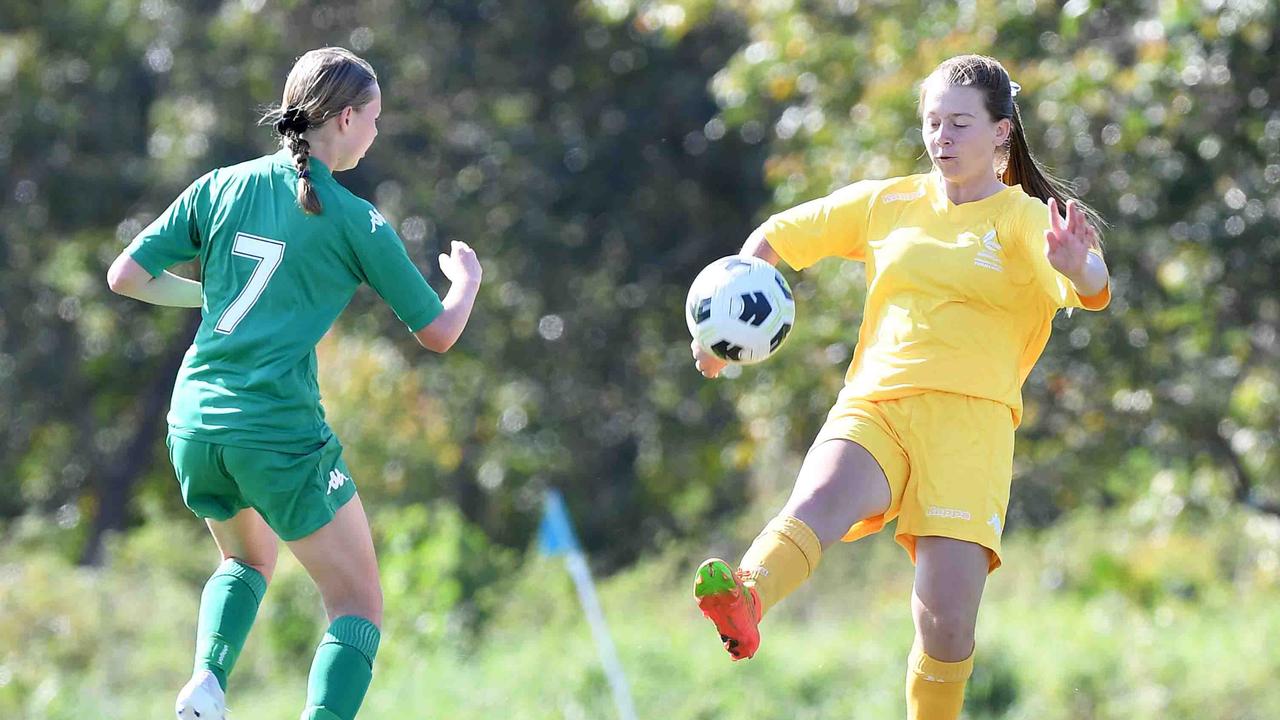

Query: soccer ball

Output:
[685, 255, 795, 365]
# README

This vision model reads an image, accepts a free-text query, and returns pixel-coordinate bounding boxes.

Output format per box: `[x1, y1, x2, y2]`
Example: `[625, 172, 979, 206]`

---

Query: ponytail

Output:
[272, 106, 322, 214]
[259, 47, 379, 216]
[1003, 101, 1106, 247]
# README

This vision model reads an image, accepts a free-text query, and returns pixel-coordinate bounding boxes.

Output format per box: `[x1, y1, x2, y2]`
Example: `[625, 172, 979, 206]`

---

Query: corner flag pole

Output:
[538, 489, 639, 720]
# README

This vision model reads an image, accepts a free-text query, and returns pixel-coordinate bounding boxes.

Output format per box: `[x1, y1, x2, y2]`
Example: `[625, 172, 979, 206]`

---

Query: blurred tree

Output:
[1, 0, 770, 565]
[0, 2, 205, 561]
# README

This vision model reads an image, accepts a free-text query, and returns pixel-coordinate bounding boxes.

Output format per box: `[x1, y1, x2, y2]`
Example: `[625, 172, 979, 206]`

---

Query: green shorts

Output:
[166, 434, 358, 542]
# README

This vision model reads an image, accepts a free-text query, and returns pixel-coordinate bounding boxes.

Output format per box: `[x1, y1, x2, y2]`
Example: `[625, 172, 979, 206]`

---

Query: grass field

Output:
[4, 505, 1279, 719]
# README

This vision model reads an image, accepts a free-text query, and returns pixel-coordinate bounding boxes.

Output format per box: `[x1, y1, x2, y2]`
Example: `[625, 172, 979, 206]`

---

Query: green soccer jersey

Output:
[127, 150, 443, 452]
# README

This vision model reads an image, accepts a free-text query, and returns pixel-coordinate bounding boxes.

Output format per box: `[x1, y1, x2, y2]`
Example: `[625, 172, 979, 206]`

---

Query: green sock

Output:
[194, 558, 267, 691]
[302, 615, 381, 720]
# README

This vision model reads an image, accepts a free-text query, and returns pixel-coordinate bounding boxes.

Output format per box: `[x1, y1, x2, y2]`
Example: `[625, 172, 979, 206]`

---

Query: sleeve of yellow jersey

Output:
[758, 180, 883, 271]
[1018, 197, 1110, 311]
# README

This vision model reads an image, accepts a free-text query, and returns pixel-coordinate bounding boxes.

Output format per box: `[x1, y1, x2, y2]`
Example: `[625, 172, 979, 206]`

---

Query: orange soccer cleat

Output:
[693, 558, 762, 660]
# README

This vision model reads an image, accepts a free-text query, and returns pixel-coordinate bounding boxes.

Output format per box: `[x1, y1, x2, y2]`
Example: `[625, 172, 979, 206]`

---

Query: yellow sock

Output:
[738, 515, 822, 616]
[905, 639, 974, 720]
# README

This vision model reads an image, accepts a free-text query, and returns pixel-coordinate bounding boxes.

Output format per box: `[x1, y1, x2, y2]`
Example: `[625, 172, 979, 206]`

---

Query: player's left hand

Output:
[439, 240, 482, 288]
[1044, 197, 1095, 283]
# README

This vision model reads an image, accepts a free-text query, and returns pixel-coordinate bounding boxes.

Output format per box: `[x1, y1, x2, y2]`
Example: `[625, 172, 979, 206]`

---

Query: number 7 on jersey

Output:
[215, 232, 286, 335]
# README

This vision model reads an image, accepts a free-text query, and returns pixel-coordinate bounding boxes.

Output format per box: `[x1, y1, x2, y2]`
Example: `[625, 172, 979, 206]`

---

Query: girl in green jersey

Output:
[108, 47, 481, 720]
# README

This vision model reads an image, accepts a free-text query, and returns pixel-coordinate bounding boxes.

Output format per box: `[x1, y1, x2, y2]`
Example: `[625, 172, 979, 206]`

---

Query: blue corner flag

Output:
[534, 488, 638, 720]
[538, 489, 581, 556]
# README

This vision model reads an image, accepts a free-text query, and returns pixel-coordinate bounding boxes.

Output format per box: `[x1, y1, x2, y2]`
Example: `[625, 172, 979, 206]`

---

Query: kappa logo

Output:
[327, 468, 348, 495]
[988, 513, 1003, 537]
[881, 189, 926, 204]
[926, 505, 972, 521]
[369, 208, 387, 233]
[973, 229, 1002, 271]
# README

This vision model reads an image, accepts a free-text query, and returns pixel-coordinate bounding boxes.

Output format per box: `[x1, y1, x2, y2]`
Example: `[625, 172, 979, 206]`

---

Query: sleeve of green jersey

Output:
[349, 205, 445, 332]
[126, 173, 210, 277]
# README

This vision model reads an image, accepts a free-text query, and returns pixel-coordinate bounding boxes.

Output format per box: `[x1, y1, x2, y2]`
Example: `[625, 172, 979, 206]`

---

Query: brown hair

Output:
[921, 54, 1105, 242]
[260, 47, 378, 214]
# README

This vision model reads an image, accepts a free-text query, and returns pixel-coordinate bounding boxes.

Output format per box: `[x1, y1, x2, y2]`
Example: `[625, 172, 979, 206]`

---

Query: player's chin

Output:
[932, 161, 967, 181]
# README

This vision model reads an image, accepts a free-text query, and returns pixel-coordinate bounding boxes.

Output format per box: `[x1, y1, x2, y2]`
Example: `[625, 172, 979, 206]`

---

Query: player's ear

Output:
[995, 117, 1012, 146]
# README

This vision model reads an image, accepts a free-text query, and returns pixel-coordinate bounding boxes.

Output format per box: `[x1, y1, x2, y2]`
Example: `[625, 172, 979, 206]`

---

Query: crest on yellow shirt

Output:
[972, 229, 1002, 271]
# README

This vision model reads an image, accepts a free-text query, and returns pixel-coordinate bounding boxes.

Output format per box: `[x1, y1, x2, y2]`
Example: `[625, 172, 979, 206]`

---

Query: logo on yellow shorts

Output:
[925, 506, 971, 521]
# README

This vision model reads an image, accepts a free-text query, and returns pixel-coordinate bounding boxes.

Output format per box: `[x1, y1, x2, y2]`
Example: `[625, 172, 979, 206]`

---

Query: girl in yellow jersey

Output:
[691, 55, 1110, 719]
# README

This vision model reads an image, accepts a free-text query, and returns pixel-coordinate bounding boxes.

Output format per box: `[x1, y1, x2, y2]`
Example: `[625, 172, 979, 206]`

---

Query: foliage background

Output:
[2, 0, 1278, 717]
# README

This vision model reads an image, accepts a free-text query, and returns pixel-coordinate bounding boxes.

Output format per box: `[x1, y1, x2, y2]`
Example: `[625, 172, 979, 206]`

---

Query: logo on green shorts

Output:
[327, 468, 349, 495]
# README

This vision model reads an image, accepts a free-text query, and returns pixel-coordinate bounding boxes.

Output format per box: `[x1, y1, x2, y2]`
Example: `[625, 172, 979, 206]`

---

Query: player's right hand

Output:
[439, 240, 482, 288]
[692, 339, 728, 379]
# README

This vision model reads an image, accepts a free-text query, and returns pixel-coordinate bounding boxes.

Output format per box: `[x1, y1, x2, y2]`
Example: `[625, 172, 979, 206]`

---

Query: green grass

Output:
[4, 507, 1280, 719]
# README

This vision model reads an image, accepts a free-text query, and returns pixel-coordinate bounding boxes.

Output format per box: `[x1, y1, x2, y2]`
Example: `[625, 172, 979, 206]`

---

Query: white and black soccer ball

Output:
[685, 255, 796, 365]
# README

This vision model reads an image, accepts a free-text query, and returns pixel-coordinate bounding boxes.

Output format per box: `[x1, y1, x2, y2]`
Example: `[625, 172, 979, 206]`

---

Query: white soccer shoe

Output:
[175, 670, 226, 720]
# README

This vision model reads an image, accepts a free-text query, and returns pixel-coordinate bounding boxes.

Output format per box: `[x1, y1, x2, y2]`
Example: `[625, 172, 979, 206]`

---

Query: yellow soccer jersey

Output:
[761, 172, 1109, 425]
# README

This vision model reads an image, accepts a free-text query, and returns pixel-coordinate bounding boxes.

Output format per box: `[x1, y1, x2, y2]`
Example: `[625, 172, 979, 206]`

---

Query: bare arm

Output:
[106, 253, 202, 308]
[740, 225, 781, 265]
[1067, 252, 1108, 297]
[413, 241, 482, 353]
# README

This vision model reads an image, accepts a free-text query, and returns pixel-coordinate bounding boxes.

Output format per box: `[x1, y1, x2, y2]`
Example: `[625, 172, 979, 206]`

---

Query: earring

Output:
[995, 137, 1011, 177]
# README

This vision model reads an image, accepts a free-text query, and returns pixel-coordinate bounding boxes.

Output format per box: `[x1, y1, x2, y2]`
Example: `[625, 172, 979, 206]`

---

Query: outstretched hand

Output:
[439, 240, 482, 288]
[691, 339, 728, 379]
[1044, 197, 1096, 283]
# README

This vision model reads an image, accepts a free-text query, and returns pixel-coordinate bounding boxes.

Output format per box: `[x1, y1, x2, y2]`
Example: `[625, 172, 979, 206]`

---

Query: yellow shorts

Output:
[814, 389, 1015, 572]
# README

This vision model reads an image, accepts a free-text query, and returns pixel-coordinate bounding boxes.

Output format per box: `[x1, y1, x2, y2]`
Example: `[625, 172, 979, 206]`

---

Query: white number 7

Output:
[214, 232, 286, 335]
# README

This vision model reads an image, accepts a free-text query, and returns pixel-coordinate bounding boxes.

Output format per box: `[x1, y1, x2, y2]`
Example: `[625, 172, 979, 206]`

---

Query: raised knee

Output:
[917, 610, 975, 659]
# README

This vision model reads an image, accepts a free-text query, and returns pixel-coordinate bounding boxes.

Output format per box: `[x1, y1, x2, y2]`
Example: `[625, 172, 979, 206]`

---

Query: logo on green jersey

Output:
[369, 208, 387, 233]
